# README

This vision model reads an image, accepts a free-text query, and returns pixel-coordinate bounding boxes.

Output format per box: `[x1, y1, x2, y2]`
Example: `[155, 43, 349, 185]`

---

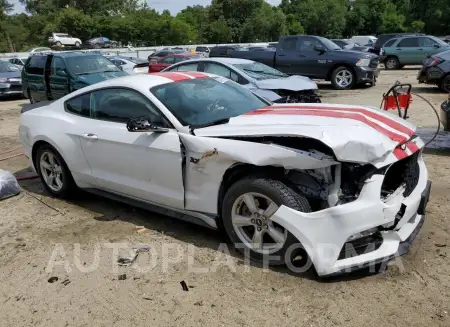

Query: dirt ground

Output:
[0, 69, 449, 327]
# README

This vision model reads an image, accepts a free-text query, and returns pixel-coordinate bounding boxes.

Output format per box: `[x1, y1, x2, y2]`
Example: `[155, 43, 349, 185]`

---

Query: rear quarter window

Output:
[65, 93, 91, 117]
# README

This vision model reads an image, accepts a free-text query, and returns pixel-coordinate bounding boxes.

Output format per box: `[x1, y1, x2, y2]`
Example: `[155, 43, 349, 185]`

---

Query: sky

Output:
[10, 0, 281, 15]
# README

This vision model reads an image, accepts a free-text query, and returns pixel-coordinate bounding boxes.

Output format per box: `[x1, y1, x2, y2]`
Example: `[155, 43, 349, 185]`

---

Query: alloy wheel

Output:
[231, 192, 287, 254]
[335, 69, 353, 88]
[386, 59, 397, 69]
[39, 151, 64, 192]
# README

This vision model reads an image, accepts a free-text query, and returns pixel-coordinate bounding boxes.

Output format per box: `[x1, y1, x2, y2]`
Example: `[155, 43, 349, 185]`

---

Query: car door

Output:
[296, 37, 330, 78]
[49, 57, 69, 99]
[77, 87, 185, 209]
[65, 35, 75, 45]
[276, 36, 301, 74]
[418, 37, 443, 59]
[395, 37, 420, 64]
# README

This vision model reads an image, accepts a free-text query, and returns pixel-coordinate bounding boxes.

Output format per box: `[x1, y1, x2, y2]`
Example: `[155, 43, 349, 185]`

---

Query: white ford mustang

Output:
[19, 72, 431, 276]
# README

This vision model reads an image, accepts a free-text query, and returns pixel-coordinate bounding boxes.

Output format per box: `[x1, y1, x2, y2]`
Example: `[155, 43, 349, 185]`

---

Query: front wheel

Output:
[221, 177, 312, 266]
[331, 66, 356, 90]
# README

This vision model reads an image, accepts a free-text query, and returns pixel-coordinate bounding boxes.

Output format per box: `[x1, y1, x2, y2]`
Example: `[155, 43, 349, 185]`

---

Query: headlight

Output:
[356, 59, 371, 67]
[0, 78, 8, 83]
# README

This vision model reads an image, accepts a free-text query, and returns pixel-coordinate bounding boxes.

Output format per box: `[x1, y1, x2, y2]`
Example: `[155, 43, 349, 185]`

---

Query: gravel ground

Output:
[0, 68, 449, 327]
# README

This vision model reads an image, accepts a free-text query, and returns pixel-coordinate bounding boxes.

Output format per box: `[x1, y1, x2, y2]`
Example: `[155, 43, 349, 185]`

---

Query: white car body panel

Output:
[19, 73, 430, 276]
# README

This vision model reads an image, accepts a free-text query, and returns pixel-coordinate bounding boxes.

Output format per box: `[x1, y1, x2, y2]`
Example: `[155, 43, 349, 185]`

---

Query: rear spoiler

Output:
[21, 101, 54, 114]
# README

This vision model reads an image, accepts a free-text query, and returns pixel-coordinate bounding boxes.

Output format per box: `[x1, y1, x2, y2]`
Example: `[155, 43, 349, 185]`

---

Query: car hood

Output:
[76, 71, 128, 84]
[193, 103, 419, 167]
[254, 75, 318, 91]
[0, 71, 21, 79]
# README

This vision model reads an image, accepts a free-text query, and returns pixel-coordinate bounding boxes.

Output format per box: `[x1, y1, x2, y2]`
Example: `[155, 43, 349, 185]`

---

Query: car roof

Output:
[65, 72, 215, 97]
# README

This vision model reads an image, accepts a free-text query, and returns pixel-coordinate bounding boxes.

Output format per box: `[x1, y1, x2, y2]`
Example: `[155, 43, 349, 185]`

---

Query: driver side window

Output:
[89, 88, 170, 126]
[51, 57, 66, 76]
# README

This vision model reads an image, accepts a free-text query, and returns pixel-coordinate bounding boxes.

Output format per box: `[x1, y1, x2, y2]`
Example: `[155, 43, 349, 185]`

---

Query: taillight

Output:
[428, 57, 444, 67]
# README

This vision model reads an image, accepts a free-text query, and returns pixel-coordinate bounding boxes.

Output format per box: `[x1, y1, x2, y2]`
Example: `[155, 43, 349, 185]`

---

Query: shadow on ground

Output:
[13, 166, 386, 283]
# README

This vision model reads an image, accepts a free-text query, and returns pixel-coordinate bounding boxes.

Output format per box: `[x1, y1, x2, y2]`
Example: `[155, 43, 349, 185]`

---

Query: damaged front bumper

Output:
[270, 154, 430, 276]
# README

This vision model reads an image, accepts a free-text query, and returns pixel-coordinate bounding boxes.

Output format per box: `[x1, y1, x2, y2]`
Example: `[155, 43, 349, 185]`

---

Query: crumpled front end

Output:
[270, 150, 431, 276]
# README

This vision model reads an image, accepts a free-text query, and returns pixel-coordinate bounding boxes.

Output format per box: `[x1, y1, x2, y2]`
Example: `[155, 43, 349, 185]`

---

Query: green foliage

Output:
[1, 0, 449, 53]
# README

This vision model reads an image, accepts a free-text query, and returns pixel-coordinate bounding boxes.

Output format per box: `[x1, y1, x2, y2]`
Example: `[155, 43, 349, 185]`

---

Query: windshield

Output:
[0, 61, 20, 73]
[319, 37, 341, 50]
[232, 61, 287, 80]
[151, 77, 268, 126]
[66, 55, 121, 75]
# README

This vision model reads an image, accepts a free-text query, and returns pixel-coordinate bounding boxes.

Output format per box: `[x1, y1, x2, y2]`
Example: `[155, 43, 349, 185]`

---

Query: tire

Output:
[35, 145, 76, 198]
[385, 56, 400, 70]
[75, 41, 81, 47]
[439, 75, 450, 93]
[55, 41, 62, 47]
[330, 66, 356, 90]
[27, 89, 35, 104]
[221, 177, 312, 266]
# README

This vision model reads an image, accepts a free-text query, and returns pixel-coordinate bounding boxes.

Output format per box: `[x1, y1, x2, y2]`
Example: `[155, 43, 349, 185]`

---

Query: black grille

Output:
[381, 151, 420, 200]
[370, 58, 379, 69]
[338, 234, 383, 260]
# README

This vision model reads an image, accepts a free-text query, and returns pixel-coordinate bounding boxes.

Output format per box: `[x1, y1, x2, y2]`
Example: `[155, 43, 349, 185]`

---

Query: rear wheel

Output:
[221, 177, 312, 266]
[385, 56, 400, 70]
[75, 41, 81, 47]
[35, 145, 76, 198]
[55, 41, 62, 47]
[439, 75, 450, 93]
[331, 66, 356, 90]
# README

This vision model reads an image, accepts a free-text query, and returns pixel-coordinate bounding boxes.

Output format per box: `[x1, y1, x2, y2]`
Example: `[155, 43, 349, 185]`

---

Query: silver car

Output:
[0, 61, 23, 97]
[106, 56, 149, 74]
[162, 57, 321, 103]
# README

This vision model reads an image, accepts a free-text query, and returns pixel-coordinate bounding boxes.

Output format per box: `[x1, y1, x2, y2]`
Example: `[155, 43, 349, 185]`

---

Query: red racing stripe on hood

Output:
[149, 72, 192, 82]
[269, 105, 414, 138]
[244, 108, 408, 143]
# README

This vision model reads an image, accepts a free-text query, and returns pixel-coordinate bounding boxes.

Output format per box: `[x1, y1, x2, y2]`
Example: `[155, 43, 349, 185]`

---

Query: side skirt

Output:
[84, 188, 218, 230]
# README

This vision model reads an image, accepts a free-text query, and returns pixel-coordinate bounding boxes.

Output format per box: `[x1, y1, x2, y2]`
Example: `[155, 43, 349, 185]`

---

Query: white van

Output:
[350, 36, 377, 46]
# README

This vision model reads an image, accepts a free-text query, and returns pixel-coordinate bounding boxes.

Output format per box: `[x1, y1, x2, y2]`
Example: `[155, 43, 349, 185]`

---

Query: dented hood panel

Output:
[193, 103, 419, 167]
[254, 75, 318, 91]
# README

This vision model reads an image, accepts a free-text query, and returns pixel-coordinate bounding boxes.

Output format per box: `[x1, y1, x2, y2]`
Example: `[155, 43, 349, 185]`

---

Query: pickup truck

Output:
[222, 35, 380, 90]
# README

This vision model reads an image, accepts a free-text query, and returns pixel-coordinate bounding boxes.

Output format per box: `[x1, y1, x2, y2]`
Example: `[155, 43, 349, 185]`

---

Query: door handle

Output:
[418, 48, 423, 51]
[278, 54, 286, 57]
[396, 48, 402, 50]
[82, 133, 98, 140]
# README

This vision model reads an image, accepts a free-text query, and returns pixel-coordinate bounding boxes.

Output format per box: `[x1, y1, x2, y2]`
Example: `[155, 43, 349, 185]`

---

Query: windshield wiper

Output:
[189, 118, 230, 135]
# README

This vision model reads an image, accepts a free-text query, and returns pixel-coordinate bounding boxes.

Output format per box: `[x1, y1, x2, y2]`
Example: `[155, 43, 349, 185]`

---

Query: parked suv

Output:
[370, 33, 424, 55]
[48, 33, 82, 47]
[22, 52, 127, 103]
[380, 35, 450, 70]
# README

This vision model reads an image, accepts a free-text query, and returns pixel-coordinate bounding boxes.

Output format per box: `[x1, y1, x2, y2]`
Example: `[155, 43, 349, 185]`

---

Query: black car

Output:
[370, 33, 425, 55]
[209, 45, 244, 58]
[331, 39, 370, 52]
[417, 49, 450, 92]
[225, 35, 380, 90]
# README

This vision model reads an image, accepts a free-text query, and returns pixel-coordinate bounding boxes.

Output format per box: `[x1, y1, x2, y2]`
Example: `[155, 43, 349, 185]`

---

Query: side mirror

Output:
[314, 44, 327, 53]
[56, 69, 68, 77]
[127, 116, 169, 133]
